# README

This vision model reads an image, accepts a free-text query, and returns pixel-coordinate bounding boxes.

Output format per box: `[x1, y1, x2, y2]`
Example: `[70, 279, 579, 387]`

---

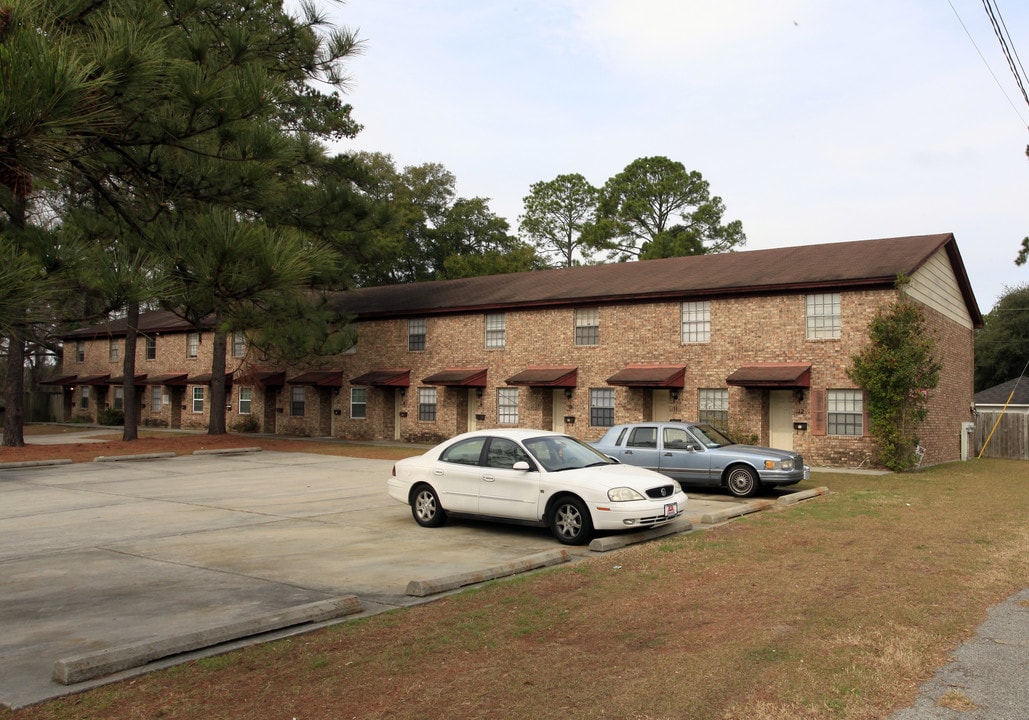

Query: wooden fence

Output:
[974, 411, 1029, 460]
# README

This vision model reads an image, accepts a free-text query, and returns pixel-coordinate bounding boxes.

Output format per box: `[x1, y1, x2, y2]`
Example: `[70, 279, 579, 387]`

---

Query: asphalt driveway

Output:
[2, 446, 774, 709]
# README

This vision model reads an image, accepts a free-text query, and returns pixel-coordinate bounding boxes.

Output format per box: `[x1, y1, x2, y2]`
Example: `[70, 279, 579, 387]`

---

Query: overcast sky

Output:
[316, 0, 1029, 314]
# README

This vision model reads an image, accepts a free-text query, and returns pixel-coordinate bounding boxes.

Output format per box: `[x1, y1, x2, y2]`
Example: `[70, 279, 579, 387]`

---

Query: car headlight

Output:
[764, 459, 795, 471]
[607, 487, 647, 502]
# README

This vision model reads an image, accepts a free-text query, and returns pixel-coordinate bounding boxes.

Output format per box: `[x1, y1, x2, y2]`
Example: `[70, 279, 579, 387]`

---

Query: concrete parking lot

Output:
[0, 446, 783, 709]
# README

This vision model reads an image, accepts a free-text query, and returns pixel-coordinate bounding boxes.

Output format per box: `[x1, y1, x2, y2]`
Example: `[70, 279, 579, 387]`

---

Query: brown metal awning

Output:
[40, 375, 79, 386]
[288, 370, 343, 387]
[75, 374, 112, 386]
[505, 366, 578, 388]
[106, 374, 148, 385]
[422, 367, 488, 387]
[606, 365, 686, 388]
[351, 368, 411, 387]
[145, 373, 189, 386]
[726, 363, 811, 388]
[187, 372, 234, 386]
[254, 371, 286, 387]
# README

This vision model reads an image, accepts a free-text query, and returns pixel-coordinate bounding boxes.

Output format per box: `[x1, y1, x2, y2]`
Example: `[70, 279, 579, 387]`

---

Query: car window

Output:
[440, 437, 487, 466]
[523, 435, 613, 472]
[691, 424, 734, 448]
[627, 426, 658, 448]
[663, 427, 692, 450]
[485, 438, 531, 469]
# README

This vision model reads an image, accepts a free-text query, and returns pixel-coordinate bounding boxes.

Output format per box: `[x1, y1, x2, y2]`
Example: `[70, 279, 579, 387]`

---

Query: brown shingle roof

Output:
[336, 233, 981, 324]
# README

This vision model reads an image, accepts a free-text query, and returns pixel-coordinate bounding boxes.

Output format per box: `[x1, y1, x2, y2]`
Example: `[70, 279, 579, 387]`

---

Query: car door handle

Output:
[482, 474, 495, 482]
[624, 450, 634, 455]
[433, 469, 444, 476]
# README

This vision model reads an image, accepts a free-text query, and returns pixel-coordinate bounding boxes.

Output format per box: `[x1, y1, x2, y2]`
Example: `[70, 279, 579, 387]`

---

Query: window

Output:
[807, 293, 841, 340]
[574, 308, 599, 346]
[75, 340, 85, 363]
[486, 438, 531, 469]
[79, 386, 90, 410]
[238, 387, 252, 415]
[108, 338, 119, 363]
[231, 331, 245, 357]
[590, 388, 615, 427]
[827, 389, 863, 436]
[498, 387, 519, 424]
[627, 426, 658, 448]
[698, 388, 729, 430]
[192, 386, 205, 413]
[441, 437, 486, 465]
[113, 386, 124, 411]
[186, 332, 200, 358]
[145, 336, 156, 361]
[150, 385, 162, 413]
[418, 387, 437, 421]
[290, 386, 306, 416]
[681, 301, 710, 343]
[485, 312, 506, 348]
[351, 387, 367, 419]
[408, 319, 426, 351]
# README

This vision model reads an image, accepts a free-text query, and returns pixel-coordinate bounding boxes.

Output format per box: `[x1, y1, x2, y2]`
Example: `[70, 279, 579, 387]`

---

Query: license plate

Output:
[664, 502, 678, 517]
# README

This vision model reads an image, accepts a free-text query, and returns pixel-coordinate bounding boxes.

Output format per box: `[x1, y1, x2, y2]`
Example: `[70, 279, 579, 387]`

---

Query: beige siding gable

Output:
[908, 249, 973, 329]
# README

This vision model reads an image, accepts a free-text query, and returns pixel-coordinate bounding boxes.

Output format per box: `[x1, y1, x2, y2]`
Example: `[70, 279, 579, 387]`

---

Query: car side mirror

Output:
[512, 461, 532, 471]
[686, 443, 701, 452]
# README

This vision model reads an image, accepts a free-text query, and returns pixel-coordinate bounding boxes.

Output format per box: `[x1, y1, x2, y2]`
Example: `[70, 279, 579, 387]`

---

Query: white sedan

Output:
[388, 429, 687, 545]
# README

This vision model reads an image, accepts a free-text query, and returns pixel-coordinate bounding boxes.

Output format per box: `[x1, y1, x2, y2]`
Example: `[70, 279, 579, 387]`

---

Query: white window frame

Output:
[150, 385, 162, 413]
[186, 331, 200, 358]
[145, 335, 157, 361]
[681, 301, 710, 343]
[79, 386, 90, 409]
[574, 308, 600, 346]
[75, 340, 85, 363]
[698, 388, 728, 429]
[109, 338, 119, 362]
[408, 318, 426, 351]
[485, 312, 506, 348]
[290, 386, 306, 417]
[192, 386, 205, 413]
[418, 387, 437, 421]
[238, 387, 252, 415]
[590, 388, 616, 427]
[807, 293, 841, 340]
[113, 385, 124, 410]
[497, 387, 519, 424]
[827, 389, 863, 436]
[351, 387, 367, 419]
[231, 331, 245, 357]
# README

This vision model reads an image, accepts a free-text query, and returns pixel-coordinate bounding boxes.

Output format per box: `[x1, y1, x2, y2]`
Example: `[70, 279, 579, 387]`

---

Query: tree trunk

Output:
[121, 302, 140, 441]
[208, 321, 228, 435]
[3, 335, 26, 447]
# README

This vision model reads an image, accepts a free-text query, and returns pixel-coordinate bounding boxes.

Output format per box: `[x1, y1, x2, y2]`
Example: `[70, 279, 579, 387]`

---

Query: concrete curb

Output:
[406, 549, 572, 597]
[0, 459, 73, 470]
[777, 486, 830, 505]
[193, 447, 262, 456]
[93, 452, 177, 463]
[52, 595, 362, 685]
[588, 519, 693, 552]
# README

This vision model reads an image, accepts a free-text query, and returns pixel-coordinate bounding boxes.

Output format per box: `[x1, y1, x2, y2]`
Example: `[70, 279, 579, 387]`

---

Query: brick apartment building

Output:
[52, 233, 982, 468]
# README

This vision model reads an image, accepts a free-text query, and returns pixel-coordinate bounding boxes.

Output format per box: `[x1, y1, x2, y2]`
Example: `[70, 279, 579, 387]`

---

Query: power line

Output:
[982, 0, 1029, 109]
[946, 0, 1028, 126]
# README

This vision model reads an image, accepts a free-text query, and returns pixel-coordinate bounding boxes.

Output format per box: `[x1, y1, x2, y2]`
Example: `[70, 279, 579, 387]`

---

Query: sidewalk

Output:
[886, 587, 1029, 719]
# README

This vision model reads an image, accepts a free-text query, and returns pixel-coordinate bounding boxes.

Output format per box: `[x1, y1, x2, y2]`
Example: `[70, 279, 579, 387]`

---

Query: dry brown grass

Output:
[2, 433, 1026, 720]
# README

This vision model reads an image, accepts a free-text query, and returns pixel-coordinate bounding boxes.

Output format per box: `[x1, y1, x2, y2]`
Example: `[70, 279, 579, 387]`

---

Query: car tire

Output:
[726, 465, 760, 498]
[549, 496, 593, 545]
[411, 484, 447, 528]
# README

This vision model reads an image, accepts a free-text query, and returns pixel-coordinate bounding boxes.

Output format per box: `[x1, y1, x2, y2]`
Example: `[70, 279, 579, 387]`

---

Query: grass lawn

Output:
[3, 455, 1027, 720]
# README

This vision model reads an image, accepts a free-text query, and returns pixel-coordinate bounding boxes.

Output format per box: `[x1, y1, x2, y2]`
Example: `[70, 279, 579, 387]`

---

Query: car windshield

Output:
[523, 435, 614, 472]
[690, 424, 735, 448]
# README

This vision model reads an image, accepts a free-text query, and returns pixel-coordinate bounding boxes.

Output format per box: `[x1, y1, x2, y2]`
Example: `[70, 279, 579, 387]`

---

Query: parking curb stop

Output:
[93, 452, 177, 463]
[52, 595, 362, 685]
[406, 549, 571, 597]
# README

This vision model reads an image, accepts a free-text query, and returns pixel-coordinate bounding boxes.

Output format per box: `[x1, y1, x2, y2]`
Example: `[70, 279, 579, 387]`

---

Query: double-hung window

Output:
[574, 308, 599, 346]
[807, 293, 841, 340]
[290, 387, 306, 416]
[113, 386, 124, 410]
[231, 331, 245, 358]
[238, 387, 252, 415]
[145, 336, 157, 361]
[186, 332, 200, 358]
[681, 301, 710, 343]
[351, 387, 367, 419]
[485, 313, 506, 348]
[418, 387, 437, 421]
[497, 388, 519, 424]
[590, 388, 616, 427]
[408, 319, 426, 351]
[150, 385, 162, 413]
[827, 389, 863, 436]
[698, 388, 729, 430]
[192, 386, 205, 413]
[109, 338, 119, 363]
[75, 340, 85, 363]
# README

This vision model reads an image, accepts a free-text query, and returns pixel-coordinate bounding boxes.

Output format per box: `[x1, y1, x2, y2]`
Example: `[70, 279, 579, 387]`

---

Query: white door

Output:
[769, 390, 794, 450]
[652, 390, 671, 421]
[468, 388, 478, 432]
[552, 390, 565, 433]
